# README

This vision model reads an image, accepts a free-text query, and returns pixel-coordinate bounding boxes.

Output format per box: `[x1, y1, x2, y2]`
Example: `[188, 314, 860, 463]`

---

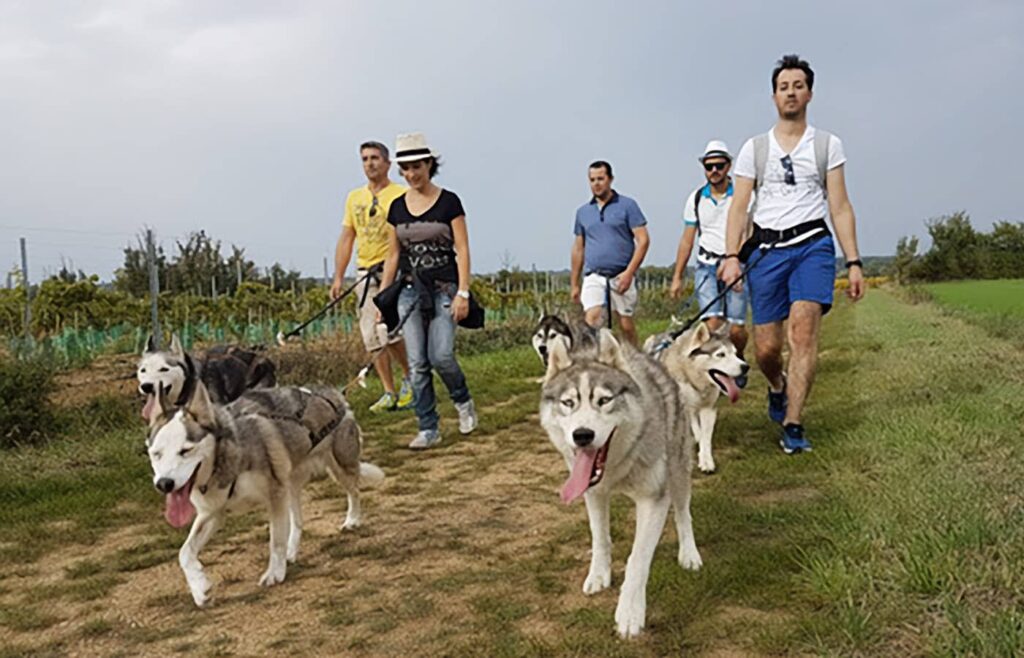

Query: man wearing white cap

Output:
[670, 140, 749, 355]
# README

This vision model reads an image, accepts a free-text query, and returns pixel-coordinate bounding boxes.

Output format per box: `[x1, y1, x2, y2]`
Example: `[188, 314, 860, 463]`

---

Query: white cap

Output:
[699, 140, 732, 163]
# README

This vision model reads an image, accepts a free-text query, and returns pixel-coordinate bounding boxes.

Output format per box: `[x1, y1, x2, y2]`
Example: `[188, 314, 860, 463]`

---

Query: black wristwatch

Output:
[845, 259, 863, 270]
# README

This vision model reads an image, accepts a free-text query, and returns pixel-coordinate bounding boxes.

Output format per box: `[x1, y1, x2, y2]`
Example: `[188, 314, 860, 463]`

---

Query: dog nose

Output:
[572, 428, 595, 447]
[538, 345, 548, 356]
[740, 362, 750, 375]
[155, 478, 175, 494]
[140, 382, 154, 395]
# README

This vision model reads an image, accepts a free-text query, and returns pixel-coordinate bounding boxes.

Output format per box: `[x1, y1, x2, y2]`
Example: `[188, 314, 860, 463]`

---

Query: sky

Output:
[1, 0, 1022, 282]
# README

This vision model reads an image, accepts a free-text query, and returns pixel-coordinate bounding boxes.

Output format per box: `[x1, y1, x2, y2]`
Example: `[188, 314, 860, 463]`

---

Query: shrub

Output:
[0, 358, 62, 447]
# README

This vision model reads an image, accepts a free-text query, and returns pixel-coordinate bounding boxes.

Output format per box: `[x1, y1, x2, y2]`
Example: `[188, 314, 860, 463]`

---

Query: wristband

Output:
[456, 289, 471, 300]
[723, 254, 740, 262]
[845, 259, 863, 270]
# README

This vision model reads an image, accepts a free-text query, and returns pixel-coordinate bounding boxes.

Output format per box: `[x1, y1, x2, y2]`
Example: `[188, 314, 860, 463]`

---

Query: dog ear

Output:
[691, 322, 711, 346]
[712, 322, 731, 338]
[170, 333, 184, 358]
[186, 382, 216, 427]
[144, 334, 157, 355]
[151, 384, 177, 428]
[544, 336, 573, 381]
[596, 329, 628, 371]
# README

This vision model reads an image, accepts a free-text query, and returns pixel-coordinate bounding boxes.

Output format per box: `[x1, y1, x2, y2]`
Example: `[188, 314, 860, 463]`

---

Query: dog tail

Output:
[358, 462, 385, 488]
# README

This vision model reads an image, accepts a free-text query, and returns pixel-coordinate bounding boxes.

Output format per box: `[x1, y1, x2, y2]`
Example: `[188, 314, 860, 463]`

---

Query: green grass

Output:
[926, 279, 1024, 315]
[1, 291, 1023, 655]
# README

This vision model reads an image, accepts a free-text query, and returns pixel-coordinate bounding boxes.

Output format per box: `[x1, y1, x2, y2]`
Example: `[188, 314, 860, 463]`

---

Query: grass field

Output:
[926, 279, 1024, 316]
[1, 288, 1022, 656]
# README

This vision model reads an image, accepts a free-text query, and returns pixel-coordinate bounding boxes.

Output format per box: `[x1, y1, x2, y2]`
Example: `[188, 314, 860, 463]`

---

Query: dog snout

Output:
[538, 345, 548, 356]
[740, 362, 750, 375]
[572, 428, 595, 447]
[140, 382, 154, 395]
[155, 477, 175, 494]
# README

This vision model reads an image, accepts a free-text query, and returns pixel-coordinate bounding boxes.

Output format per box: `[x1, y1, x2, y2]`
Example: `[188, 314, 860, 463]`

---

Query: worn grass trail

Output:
[1, 289, 1022, 656]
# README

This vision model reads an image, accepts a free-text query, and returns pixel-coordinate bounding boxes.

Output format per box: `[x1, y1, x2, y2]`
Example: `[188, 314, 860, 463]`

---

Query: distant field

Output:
[926, 279, 1024, 315]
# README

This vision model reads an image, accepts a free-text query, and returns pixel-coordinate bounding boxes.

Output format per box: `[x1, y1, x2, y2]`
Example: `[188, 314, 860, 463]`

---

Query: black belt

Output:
[698, 246, 724, 261]
[585, 268, 625, 278]
[753, 218, 829, 245]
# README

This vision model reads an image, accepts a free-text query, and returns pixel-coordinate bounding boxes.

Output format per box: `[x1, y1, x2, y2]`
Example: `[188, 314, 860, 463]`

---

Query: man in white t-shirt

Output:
[670, 140, 749, 356]
[718, 54, 865, 455]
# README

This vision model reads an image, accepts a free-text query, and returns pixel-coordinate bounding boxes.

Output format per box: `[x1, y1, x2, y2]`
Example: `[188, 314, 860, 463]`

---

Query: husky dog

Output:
[653, 322, 749, 474]
[137, 334, 277, 422]
[147, 382, 384, 607]
[540, 329, 702, 638]
[531, 313, 574, 367]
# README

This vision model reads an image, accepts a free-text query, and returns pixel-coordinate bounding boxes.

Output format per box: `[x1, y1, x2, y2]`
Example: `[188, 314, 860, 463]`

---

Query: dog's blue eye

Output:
[561, 399, 575, 409]
[597, 396, 613, 406]
[178, 447, 191, 457]
[159, 367, 170, 373]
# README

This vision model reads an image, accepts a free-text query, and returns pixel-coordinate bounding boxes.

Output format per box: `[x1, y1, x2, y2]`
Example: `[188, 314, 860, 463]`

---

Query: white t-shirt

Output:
[682, 184, 754, 265]
[733, 126, 846, 231]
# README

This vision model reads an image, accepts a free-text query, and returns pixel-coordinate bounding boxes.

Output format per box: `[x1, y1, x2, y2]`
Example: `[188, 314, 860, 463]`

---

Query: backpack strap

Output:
[692, 185, 705, 234]
[814, 129, 832, 195]
[753, 133, 770, 192]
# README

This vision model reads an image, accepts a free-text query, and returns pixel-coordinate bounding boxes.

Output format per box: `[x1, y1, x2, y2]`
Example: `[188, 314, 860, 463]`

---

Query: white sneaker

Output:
[409, 429, 442, 450]
[455, 399, 478, 435]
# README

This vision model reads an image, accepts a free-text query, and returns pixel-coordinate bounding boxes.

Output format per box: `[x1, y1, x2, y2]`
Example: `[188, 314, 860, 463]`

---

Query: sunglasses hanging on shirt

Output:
[780, 155, 797, 186]
[368, 196, 380, 217]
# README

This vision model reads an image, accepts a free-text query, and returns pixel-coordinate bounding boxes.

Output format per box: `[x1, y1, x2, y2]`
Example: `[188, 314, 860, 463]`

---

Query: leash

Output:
[650, 242, 777, 356]
[276, 271, 371, 346]
[340, 294, 422, 395]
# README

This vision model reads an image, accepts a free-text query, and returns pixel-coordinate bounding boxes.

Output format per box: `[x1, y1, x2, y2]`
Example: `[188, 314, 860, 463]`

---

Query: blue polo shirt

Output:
[573, 191, 647, 274]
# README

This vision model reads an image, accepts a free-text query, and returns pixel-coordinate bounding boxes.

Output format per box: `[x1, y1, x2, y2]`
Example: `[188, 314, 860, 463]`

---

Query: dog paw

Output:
[341, 517, 361, 531]
[259, 565, 286, 587]
[678, 546, 703, 571]
[698, 452, 716, 473]
[582, 567, 612, 594]
[614, 593, 646, 638]
[286, 547, 299, 564]
[188, 576, 212, 607]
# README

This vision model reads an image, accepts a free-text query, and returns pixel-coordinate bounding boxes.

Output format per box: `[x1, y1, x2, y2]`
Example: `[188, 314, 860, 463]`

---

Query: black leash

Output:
[276, 271, 371, 345]
[342, 294, 421, 395]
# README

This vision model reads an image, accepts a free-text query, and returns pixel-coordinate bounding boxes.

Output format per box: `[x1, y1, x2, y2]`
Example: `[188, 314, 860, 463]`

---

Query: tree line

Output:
[892, 212, 1024, 284]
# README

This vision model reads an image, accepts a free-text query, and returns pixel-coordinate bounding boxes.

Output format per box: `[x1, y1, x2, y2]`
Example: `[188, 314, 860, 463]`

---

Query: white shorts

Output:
[580, 272, 638, 317]
[355, 270, 402, 352]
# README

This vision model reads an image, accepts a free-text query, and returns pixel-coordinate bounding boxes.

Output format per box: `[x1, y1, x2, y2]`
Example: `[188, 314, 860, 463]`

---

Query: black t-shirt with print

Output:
[388, 189, 465, 281]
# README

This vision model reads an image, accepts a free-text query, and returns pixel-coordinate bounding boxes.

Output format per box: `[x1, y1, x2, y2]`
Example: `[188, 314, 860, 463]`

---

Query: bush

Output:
[0, 358, 63, 447]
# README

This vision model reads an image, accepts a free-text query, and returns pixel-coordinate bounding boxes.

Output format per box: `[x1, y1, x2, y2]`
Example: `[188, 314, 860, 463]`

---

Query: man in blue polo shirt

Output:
[570, 160, 650, 345]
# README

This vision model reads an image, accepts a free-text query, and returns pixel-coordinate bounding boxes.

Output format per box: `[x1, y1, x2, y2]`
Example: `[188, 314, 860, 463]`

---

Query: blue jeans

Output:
[694, 261, 748, 324]
[397, 284, 471, 431]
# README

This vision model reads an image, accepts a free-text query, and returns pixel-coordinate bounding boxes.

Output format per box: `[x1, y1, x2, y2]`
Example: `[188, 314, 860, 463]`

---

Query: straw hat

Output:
[394, 132, 440, 163]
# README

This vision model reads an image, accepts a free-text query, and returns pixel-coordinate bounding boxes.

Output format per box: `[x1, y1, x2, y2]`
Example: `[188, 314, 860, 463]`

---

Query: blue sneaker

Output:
[780, 424, 812, 455]
[767, 379, 787, 424]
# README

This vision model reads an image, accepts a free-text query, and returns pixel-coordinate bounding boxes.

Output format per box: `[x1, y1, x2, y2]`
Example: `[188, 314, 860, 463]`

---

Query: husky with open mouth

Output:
[653, 322, 750, 474]
[539, 329, 702, 638]
[146, 382, 384, 607]
[137, 334, 277, 423]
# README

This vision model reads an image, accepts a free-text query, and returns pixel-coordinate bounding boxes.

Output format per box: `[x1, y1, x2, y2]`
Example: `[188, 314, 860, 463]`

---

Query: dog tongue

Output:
[165, 485, 196, 528]
[721, 375, 741, 403]
[141, 394, 156, 421]
[561, 450, 598, 504]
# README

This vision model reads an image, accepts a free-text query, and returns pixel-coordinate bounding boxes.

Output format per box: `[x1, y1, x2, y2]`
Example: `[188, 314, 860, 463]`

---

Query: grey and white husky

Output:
[137, 334, 276, 422]
[540, 329, 702, 638]
[531, 313, 574, 367]
[147, 382, 384, 607]
[648, 322, 749, 474]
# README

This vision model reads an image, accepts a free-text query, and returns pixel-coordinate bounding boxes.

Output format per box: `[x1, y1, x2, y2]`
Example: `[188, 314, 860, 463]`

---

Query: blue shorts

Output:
[747, 233, 836, 325]
[694, 262, 748, 324]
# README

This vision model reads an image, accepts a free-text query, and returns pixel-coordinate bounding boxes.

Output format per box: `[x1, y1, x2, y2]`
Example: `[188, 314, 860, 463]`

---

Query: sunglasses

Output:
[780, 155, 796, 185]
[703, 161, 729, 172]
[368, 196, 379, 217]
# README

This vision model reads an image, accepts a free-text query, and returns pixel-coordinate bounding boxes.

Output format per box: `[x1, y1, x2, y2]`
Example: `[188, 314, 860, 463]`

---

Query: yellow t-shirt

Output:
[342, 181, 407, 269]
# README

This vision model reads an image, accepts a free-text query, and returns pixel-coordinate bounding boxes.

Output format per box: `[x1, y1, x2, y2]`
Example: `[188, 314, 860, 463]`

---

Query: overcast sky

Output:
[1, 0, 1022, 282]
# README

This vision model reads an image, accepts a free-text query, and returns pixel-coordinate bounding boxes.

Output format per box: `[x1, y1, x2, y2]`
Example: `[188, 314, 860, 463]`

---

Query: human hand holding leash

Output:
[717, 257, 743, 293]
[450, 295, 469, 323]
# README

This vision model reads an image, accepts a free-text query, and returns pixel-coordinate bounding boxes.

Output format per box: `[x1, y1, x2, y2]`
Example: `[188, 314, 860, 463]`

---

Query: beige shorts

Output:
[355, 270, 402, 352]
[580, 272, 638, 317]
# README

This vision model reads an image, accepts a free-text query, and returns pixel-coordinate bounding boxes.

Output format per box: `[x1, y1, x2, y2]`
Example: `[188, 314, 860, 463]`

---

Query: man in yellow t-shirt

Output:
[331, 141, 412, 412]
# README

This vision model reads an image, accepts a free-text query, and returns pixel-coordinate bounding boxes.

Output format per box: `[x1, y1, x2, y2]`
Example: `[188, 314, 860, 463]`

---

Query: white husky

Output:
[540, 329, 702, 638]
